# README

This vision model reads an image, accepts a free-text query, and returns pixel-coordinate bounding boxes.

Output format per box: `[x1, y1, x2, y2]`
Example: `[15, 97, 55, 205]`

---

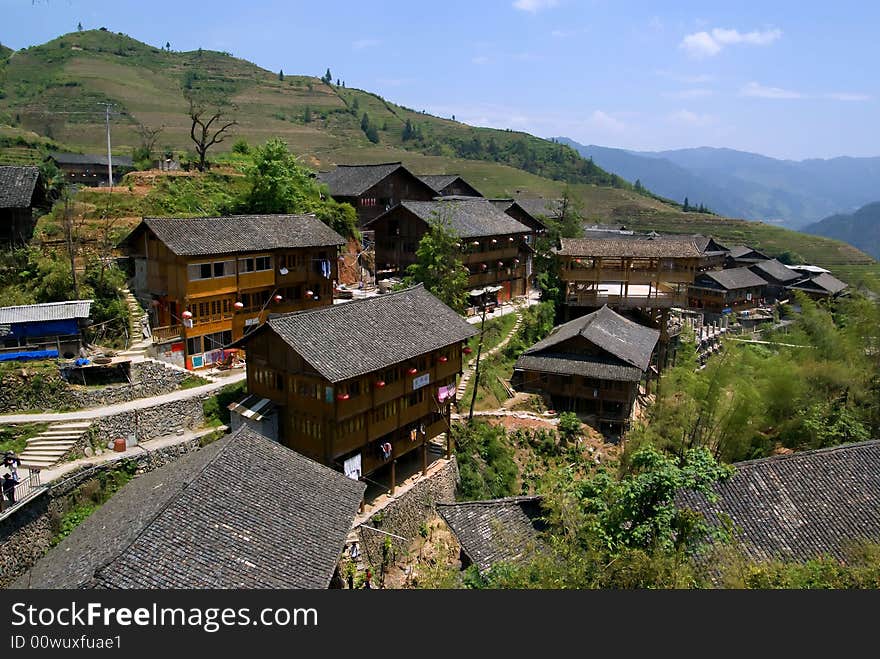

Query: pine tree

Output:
[361, 113, 370, 132]
[77, 22, 83, 32]
[279, 69, 284, 81]
[323, 68, 333, 84]
[303, 106, 312, 123]
[683, 197, 690, 212]
[165, 41, 171, 51]
[402, 119, 414, 141]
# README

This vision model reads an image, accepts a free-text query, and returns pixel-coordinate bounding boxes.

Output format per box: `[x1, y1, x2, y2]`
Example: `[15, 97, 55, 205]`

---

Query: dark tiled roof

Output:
[50, 152, 134, 167]
[240, 284, 477, 383]
[15, 426, 365, 589]
[318, 162, 434, 197]
[0, 300, 92, 324]
[749, 259, 802, 283]
[524, 305, 659, 371]
[437, 496, 545, 573]
[514, 197, 562, 219]
[488, 199, 546, 231]
[417, 175, 482, 196]
[0, 166, 41, 208]
[514, 353, 644, 382]
[788, 272, 849, 296]
[370, 198, 530, 239]
[676, 440, 880, 563]
[557, 236, 705, 258]
[125, 215, 345, 256]
[697, 267, 768, 290]
[726, 244, 769, 260]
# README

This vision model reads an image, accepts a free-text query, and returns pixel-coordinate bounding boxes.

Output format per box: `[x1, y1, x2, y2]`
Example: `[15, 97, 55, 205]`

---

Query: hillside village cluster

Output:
[0, 157, 872, 590]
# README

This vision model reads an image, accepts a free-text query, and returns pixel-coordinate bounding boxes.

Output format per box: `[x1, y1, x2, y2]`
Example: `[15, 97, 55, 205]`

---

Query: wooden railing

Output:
[152, 324, 183, 343]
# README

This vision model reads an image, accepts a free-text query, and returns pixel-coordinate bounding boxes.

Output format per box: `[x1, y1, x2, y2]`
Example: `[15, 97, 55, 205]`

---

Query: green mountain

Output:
[1, 29, 878, 291]
[804, 202, 880, 260]
[558, 138, 880, 229]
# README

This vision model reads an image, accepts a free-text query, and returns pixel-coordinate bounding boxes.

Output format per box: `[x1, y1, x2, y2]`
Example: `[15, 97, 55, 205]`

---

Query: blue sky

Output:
[3, 0, 878, 160]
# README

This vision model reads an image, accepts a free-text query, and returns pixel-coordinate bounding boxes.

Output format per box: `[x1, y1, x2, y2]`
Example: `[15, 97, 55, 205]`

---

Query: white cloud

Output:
[656, 70, 715, 84]
[588, 110, 625, 133]
[680, 27, 781, 58]
[826, 92, 871, 101]
[352, 39, 381, 50]
[513, 0, 558, 13]
[551, 27, 587, 38]
[741, 81, 804, 99]
[668, 109, 716, 127]
[664, 88, 714, 99]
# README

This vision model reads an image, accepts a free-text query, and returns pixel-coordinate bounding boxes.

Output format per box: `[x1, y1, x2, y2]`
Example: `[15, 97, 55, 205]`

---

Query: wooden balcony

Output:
[187, 276, 237, 297]
[462, 247, 520, 264]
[560, 267, 695, 284]
[238, 270, 275, 290]
[565, 292, 684, 309]
[152, 324, 183, 343]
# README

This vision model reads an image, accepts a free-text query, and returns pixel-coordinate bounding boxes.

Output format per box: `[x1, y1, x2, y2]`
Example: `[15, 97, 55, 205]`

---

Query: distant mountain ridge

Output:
[555, 138, 880, 228]
[804, 202, 880, 260]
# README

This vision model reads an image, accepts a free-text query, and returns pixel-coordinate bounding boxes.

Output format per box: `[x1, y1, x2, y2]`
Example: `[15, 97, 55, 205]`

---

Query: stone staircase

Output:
[118, 288, 151, 359]
[455, 308, 524, 404]
[18, 422, 92, 470]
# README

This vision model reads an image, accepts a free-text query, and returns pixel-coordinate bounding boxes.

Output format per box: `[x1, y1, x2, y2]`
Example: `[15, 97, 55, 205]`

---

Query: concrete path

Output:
[0, 370, 246, 425]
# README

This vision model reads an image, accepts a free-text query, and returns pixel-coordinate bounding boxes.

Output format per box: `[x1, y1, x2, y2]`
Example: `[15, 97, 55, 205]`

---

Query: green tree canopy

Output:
[402, 213, 469, 313]
[237, 138, 357, 239]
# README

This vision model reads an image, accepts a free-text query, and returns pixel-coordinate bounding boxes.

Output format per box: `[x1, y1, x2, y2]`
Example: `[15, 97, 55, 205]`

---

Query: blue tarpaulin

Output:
[9, 319, 79, 339]
[0, 349, 59, 362]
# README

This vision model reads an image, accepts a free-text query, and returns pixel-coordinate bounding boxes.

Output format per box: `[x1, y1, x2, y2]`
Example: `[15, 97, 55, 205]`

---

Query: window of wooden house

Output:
[239, 255, 272, 273]
[188, 262, 213, 281]
[213, 260, 234, 278]
[186, 336, 202, 355]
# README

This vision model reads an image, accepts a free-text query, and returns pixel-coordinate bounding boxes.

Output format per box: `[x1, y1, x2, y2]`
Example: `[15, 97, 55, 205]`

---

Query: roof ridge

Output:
[437, 495, 543, 508]
[731, 438, 880, 470]
[269, 283, 426, 323]
[333, 161, 402, 168]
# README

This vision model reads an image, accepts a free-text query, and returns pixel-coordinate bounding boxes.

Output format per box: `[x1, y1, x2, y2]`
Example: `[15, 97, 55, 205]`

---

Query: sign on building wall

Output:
[413, 373, 430, 390]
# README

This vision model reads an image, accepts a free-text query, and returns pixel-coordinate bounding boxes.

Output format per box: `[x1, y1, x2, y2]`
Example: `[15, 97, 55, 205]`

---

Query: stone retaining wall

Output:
[354, 458, 459, 568]
[92, 395, 209, 446]
[0, 360, 199, 413]
[0, 439, 202, 588]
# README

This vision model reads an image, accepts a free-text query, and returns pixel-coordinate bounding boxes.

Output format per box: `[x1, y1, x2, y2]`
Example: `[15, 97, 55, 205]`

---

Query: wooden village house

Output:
[512, 305, 659, 434]
[0, 166, 45, 245]
[688, 267, 768, 315]
[786, 272, 849, 300]
[318, 162, 436, 226]
[725, 244, 771, 268]
[556, 235, 709, 311]
[121, 214, 345, 370]
[231, 284, 477, 488]
[368, 197, 532, 302]
[50, 152, 134, 187]
[747, 258, 803, 301]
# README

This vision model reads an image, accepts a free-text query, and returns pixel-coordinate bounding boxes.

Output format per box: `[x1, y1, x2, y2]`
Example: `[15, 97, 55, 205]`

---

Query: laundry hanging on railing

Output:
[437, 384, 456, 402]
[320, 259, 331, 279]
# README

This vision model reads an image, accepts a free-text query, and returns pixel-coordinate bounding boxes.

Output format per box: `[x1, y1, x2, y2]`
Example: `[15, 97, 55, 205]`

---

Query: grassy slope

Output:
[1, 30, 877, 289]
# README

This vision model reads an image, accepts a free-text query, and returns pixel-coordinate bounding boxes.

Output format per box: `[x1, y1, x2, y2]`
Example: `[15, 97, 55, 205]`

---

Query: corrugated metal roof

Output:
[0, 300, 93, 324]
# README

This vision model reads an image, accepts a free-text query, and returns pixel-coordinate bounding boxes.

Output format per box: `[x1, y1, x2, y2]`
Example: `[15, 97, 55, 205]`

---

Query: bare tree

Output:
[187, 98, 237, 172]
[136, 123, 164, 161]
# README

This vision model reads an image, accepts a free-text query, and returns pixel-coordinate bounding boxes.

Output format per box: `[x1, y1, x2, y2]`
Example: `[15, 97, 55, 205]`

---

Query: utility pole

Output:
[98, 102, 115, 187]
[64, 186, 79, 299]
[467, 288, 491, 424]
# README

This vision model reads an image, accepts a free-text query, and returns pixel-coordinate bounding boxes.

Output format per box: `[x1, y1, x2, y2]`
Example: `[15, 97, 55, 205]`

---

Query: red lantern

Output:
[491, 238, 498, 244]
[305, 290, 314, 297]
[438, 356, 448, 363]
[181, 310, 193, 319]
[514, 258, 520, 265]
[274, 294, 283, 302]
[233, 301, 244, 310]
[481, 263, 488, 271]
[375, 380, 386, 388]
[509, 236, 515, 242]
[497, 261, 504, 268]
[463, 347, 473, 354]
[337, 393, 350, 401]
[407, 367, 418, 375]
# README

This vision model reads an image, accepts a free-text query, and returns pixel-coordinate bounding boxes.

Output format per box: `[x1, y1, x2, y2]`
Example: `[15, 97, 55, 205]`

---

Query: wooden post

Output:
[422, 441, 428, 475]
[390, 459, 397, 496]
